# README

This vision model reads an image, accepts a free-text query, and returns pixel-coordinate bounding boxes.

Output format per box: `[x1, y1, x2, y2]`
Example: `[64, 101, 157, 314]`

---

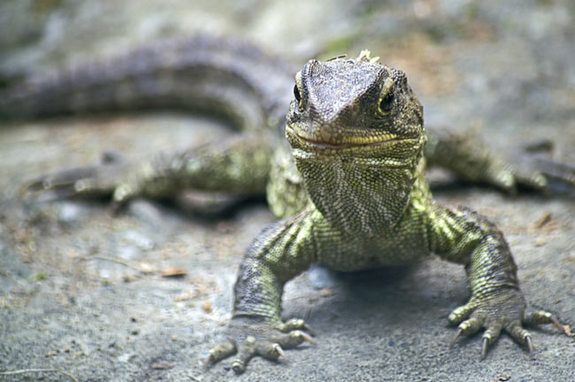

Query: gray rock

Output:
[307, 264, 338, 290]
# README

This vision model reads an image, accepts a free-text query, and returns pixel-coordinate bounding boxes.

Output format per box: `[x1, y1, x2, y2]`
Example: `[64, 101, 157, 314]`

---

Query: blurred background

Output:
[1, 0, 573, 184]
[0, 1, 573, 381]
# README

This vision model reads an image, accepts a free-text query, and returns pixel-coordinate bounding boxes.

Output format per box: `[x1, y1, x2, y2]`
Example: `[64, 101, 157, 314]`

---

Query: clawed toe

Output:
[526, 335, 534, 353]
[20, 157, 135, 203]
[206, 318, 315, 374]
[446, 293, 561, 359]
[206, 340, 236, 368]
[278, 318, 316, 336]
[230, 337, 257, 374]
[480, 337, 489, 359]
[257, 342, 284, 361]
[22, 167, 99, 198]
[524, 310, 569, 335]
[480, 323, 502, 359]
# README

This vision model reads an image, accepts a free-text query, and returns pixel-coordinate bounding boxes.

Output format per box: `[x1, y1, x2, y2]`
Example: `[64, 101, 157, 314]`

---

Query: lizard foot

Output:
[499, 141, 575, 194]
[21, 152, 143, 211]
[476, 152, 548, 193]
[440, 133, 574, 194]
[448, 289, 568, 359]
[531, 157, 575, 195]
[206, 317, 315, 374]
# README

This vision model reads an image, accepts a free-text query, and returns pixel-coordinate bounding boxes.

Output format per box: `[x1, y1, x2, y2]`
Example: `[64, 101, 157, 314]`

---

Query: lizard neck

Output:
[292, 137, 425, 236]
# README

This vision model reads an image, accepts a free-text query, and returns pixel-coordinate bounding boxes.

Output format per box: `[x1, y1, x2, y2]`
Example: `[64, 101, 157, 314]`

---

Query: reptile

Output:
[0, 35, 571, 374]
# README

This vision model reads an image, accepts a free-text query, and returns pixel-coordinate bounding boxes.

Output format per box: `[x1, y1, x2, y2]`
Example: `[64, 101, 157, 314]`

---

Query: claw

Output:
[272, 343, 284, 358]
[481, 337, 489, 360]
[450, 328, 463, 348]
[292, 330, 316, 345]
[302, 323, 316, 337]
[481, 322, 502, 360]
[300, 330, 316, 345]
[526, 335, 534, 353]
[550, 317, 566, 334]
[508, 322, 534, 353]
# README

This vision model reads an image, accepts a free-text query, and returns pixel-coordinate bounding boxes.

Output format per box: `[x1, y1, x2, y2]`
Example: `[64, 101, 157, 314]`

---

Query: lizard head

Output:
[285, 52, 427, 234]
[286, 51, 425, 160]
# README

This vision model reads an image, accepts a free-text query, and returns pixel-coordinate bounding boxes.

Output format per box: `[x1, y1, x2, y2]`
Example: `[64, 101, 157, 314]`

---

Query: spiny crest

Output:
[357, 50, 380, 64]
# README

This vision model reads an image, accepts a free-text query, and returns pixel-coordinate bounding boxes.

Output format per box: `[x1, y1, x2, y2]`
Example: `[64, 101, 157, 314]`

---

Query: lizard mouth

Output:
[295, 134, 403, 148]
[286, 126, 409, 151]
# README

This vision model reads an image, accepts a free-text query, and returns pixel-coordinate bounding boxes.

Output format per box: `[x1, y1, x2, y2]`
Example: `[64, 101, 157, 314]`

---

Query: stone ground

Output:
[0, 0, 574, 381]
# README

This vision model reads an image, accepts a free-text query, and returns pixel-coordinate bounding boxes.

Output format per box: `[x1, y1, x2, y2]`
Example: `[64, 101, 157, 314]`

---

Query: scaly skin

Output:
[1, 37, 570, 374]
[208, 52, 567, 373]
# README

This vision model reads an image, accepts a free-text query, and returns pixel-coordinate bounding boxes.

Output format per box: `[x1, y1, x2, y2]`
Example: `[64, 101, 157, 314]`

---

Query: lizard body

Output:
[0, 35, 569, 374]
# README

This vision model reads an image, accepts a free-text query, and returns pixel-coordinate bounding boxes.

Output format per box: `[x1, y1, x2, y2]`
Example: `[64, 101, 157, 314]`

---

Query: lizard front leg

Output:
[207, 208, 318, 374]
[428, 205, 568, 358]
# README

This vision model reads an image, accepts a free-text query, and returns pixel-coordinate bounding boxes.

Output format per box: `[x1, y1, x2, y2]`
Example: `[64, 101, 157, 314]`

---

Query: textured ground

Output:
[0, 1, 574, 381]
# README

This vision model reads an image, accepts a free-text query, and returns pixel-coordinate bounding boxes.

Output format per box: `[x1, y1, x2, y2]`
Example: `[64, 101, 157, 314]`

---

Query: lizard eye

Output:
[293, 84, 301, 103]
[293, 72, 305, 111]
[377, 77, 395, 116]
[293, 83, 306, 111]
[378, 92, 394, 114]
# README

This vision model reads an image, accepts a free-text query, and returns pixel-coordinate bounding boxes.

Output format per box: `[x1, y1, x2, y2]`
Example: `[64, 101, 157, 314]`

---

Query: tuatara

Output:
[1, 35, 571, 374]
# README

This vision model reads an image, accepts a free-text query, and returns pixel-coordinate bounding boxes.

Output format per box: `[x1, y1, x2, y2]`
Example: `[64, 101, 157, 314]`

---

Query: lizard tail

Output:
[0, 34, 293, 130]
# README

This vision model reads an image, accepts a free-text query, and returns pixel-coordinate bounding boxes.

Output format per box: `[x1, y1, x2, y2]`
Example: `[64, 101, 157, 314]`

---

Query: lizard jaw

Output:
[285, 124, 419, 156]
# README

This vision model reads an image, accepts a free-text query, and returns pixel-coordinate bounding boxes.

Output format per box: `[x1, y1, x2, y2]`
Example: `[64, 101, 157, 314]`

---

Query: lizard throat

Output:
[292, 147, 423, 235]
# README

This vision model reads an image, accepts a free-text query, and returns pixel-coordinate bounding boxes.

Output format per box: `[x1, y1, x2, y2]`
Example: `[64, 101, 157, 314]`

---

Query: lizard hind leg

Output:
[425, 128, 575, 194]
[22, 133, 274, 210]
[110, 132, 274, 207]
